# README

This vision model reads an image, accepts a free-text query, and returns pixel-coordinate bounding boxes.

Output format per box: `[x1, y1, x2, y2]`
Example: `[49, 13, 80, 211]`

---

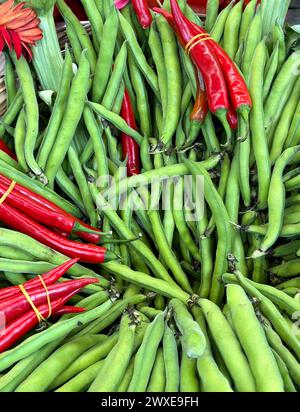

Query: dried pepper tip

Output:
[0, 0, 43, 60]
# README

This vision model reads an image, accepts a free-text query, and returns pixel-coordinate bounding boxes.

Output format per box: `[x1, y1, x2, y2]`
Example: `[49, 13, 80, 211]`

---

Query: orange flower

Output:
[0, 0, 43, 60]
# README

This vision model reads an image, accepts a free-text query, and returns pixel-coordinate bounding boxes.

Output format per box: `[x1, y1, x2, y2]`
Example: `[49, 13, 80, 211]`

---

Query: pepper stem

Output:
[216, 110, 232, 151]
[104, 250, 122, 262]
[72, 221, 109, 235]
[237, 114, 249, 142]
[238, 107, 250, 125]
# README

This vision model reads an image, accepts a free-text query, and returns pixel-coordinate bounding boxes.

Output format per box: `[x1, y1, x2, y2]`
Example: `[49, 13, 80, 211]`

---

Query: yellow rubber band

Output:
[19, 279, 52, 323]
[19, 284, 46, 323]
[184, 33, 209, 54]
[0, 180, 16, 205]
[38, 275, 52, 318]
[187, 36, 213, 56]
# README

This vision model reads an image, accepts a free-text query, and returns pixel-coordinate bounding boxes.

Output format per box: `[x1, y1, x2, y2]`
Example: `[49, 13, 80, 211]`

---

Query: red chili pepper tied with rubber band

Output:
[120, 89, 141, 176]
[155, 0, 252, 141]
[0, 258, 79, 302]
[169, 0, 229, 119]
[0, 277, 98, 325]
[186, 17, 252, 124]
[0, 289, 80, 353]
[0, 260, 94, 352]
[156, 1, 232, 148]
[0, 174, 102, 244]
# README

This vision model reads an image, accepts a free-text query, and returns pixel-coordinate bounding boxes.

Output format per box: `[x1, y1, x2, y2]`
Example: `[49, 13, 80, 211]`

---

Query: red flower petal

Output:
[9, 15, 37, 30]
[16, 2, 27, 9]
[0, 33, 4, 53]
[0, 1, 42, 58]
[18, 29, 43, 43]
[9, 30, 22, 59]
[0, 0, 14, 17]
[5, 11, 36, 28]
[0, 26, 12, 49]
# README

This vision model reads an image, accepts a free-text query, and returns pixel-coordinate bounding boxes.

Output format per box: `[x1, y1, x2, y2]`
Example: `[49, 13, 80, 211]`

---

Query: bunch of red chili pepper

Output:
[0, 175, 117, 264]
[154, 0, 252, 147]
[0, 259, 97, 353]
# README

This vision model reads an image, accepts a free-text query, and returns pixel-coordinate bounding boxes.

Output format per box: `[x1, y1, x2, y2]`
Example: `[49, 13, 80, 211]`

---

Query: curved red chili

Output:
[227, 102, 238, 130]
[120, 89, 141, 177]
[0, 202, 116, 264]
[168, 1, 230, 117]
[0, 259, 79, 302]
[0, 290, 77, 353]
[0, 278, 97, 325]
[131, 0, 152, 29]
[154, 5, 251, 120]
[54, 306, 86, 316]
[184, 18, 252, 116]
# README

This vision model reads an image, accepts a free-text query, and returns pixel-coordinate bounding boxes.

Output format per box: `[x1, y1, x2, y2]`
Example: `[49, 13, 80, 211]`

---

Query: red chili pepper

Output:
[154, 6, 251, 117]
[191, 69, 208, 123]
[120, 89, 141, 177]
[132, 0, 153, 29]
[0, 140, 17, 161]
[161, 1, 230, 121]
[156, 2, 248, 143]
[52, 228, 69, 238]
[0, 259, 79, 302]
[0, 181, 74, 238]
[0, 290, 78, 353]
[212, 42, 252, 118]
[227, 102, 238, 130]
[0, 175, 102, 244]
[0, 278, 97, 325]
[54, 306, 86, 316]
[180, 16, 252, 119]
[0, 203, 116, 264]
